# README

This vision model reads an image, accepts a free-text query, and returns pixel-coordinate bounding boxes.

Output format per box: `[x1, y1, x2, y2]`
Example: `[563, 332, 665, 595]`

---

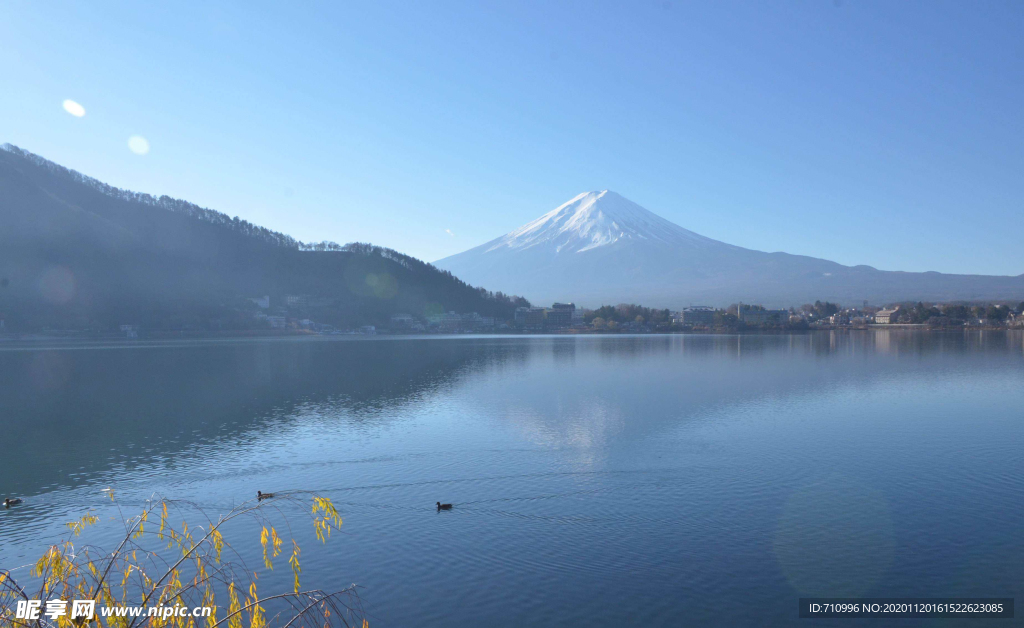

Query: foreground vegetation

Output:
[0, 491, 364, 628]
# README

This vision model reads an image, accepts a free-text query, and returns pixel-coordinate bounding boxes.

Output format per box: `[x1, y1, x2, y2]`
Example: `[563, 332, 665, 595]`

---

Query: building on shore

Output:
[828, 312, 849, 326]
[285, 295, 308, 308]
[547, 303, 576, 328]
[429, 311, 463, 332]
[737, 305, 788, 325]
[679, 306, 716, 326]
[514, 307, 547, 330]
[461, 312, 496, 331]
[391, 313, 415, 326]
[512, 303, 580, 330]
[874, 307, 902, 324]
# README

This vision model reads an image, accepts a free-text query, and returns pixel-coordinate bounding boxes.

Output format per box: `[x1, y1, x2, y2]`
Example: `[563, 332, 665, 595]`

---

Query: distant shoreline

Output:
[1, 326, 1019, 344]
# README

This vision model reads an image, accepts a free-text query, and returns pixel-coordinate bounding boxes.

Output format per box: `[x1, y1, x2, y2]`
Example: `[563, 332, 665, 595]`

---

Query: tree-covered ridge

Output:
[0, 145, 517, 293]
[340, 242, 531, 313]
[1, 143, 306, 249]
[0, 144, 529, 332]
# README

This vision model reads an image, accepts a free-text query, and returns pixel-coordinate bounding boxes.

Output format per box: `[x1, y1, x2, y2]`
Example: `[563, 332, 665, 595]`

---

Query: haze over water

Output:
[2, 332, 1022, 626]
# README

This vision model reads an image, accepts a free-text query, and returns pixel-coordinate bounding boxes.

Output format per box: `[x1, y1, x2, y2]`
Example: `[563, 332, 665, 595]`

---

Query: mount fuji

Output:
[434, 191, 1024, 308]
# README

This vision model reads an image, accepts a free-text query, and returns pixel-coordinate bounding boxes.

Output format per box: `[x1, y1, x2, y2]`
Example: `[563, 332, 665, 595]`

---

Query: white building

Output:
[874, 308, 901, 324]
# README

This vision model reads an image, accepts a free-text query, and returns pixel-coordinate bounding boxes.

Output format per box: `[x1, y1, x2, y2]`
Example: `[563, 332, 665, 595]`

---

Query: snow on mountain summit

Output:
[487, 190, 714, 255]
[434, 190, 1024, 308]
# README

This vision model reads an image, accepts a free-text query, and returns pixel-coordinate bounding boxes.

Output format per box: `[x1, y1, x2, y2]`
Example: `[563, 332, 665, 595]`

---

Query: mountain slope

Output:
[435, 191, 1024, 308]
[0, 144, 526, 331]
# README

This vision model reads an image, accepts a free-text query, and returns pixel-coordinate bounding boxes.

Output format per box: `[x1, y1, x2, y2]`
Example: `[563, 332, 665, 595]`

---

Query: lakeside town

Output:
[154, 296, 1024, 337]
[240, 296, 1024, 334]
[7, 294, 1024, 340]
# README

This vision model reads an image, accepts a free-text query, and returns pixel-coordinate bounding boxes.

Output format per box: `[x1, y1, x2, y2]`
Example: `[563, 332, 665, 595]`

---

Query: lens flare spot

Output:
[38, 266, 76, 304]
[30, 351, 72, 391]
[62, 99, 86, 117]
[128, 135, 150, 155]
[365, 273, 398, 299]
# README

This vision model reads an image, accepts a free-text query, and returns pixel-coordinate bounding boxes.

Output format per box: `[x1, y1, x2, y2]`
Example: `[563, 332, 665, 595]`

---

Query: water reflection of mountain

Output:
[471, 332, 1024, 457]
[3, 332, 1020, 497]
[0, 337, 530, 496]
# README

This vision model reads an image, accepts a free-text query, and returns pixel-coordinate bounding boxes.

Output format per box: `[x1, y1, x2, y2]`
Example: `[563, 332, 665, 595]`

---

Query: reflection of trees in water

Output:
[861, 328, 1024, 357]
[0, 338, 529, 495]
[480, 331, 1024, 461]
[4, 332, 1020, 495]
[571, 330, 1024, 360]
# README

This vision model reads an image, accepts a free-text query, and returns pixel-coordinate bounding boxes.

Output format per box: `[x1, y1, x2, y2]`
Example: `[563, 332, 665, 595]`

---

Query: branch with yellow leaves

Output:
[0, 490, 364, 628]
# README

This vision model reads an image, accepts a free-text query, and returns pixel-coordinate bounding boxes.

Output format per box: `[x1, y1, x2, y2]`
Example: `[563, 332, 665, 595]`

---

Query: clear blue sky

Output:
[2, 1, 1021, 275]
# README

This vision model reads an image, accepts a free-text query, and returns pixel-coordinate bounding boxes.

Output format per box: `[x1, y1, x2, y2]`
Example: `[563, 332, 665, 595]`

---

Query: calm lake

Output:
[2, 332, 1023, 626]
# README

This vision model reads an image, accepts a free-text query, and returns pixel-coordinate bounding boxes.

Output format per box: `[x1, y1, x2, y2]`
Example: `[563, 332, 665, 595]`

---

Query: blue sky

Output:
[1, 1, 1021, 275]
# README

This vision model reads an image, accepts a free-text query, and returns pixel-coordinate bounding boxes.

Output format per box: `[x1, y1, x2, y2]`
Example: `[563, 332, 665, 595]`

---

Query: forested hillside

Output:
[0, 144, 527, 332]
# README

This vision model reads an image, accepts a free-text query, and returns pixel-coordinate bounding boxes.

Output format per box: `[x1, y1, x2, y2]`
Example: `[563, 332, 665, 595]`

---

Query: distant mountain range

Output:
[434, 190, 1024, 308]
[0, 145, 525, 332]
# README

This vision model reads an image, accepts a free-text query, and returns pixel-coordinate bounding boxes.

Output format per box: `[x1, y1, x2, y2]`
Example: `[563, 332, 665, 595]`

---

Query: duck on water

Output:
[436, 502, 452, 511]
[257, 491, 275, 501]
[4, 498, 23, 508]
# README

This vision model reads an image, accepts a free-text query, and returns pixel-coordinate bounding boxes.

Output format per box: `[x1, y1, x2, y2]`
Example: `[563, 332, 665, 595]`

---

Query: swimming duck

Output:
[4, 498, 23, 508]
[436, 502, 452, 510]
[257, 491, 275, 500]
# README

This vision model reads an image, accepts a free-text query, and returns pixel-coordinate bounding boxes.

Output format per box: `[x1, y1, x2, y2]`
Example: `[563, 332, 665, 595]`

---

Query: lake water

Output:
[2, 332, 1023, 626]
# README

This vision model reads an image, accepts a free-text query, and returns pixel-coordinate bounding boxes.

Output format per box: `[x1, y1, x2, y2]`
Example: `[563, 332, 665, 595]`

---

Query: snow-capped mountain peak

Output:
[434, 190, 1024, 308]
[487, 190, 712, 255]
